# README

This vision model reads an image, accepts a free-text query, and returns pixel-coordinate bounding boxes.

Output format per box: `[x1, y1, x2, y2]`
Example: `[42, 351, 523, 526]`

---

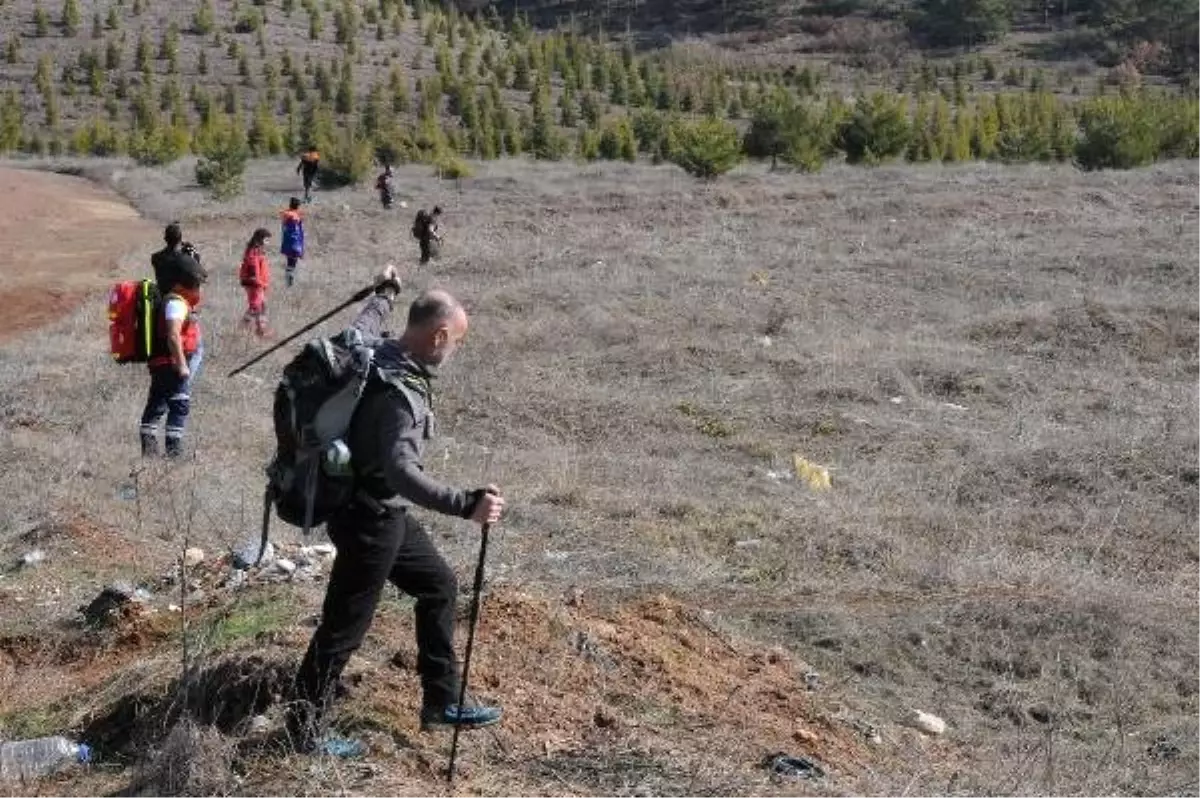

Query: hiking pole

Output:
[226, 284, 375, 377]
[447, 522, 491, 785]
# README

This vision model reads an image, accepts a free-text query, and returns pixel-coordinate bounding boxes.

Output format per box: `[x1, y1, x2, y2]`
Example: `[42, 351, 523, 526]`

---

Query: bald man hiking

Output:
[287, 265, 506, 755]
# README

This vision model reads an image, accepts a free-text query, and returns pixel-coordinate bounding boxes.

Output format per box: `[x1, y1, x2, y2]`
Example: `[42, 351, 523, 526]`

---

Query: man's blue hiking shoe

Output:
[420, 704, 502, 732]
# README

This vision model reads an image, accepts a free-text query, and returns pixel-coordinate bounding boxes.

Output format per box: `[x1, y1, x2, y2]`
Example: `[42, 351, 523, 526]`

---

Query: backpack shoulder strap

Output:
[374, 369, 429, 427]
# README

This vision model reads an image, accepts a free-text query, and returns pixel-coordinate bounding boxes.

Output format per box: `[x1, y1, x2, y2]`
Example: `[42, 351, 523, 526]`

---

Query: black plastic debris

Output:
[764, 752, 826, 780]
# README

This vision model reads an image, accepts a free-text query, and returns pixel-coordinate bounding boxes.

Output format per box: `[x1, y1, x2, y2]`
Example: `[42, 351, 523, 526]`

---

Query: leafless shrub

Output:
[133, 719, 237, 797]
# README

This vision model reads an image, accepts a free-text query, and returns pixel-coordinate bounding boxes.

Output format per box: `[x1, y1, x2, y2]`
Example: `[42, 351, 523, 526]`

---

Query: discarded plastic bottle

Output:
[0, 736, 92, 781]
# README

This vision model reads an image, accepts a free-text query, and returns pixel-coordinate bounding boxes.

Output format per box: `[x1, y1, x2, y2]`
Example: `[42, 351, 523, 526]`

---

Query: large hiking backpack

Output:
[108, 279, 161, 363]
[263, 327, 376, 548]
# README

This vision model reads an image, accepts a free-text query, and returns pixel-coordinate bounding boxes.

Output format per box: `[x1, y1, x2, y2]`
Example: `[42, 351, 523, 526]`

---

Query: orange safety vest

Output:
[149, 293, 199, 367]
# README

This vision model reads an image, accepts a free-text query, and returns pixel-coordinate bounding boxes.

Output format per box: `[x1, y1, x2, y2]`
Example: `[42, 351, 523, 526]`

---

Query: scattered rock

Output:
[889, 396, 905, 405]
[168, 604, 181, 613]
[80, 583, 139, 627]
[1028, 705, 1055, 724]
[758, 335, 773, 347]
[273, 558, 297, 576]
[183, 547, 206, 567]
[793, 728, 819, 745]
[564, 586, 584, 607]
[19, 549, 46, 568]
[910, 709, 947, 736]
[222, 569, 247, 590]
[734, 538, 763, 548]
[247, 715, 272, 736]
[764, 752, 825, 780]
[308, 543, 335, 557]
[803, 670, 821, 691]
[233, 540, 274, 570]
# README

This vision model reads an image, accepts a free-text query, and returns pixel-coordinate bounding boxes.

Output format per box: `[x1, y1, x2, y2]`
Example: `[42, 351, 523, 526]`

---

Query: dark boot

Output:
[165, 438, 183, 459]
[140, 434, 159, 458]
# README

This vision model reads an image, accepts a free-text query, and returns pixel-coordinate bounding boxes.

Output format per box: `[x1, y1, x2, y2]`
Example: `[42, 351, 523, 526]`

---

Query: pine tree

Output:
[948, 107, 973, 162]
[558, 88, 578, 127]
[34, 4, 50, 37]
[193, 0, 214, 34]
[0, 91, 26, 153]
[61, 0, 81, 37]
[390, 65, 410, 112]
[106, 6, 119, 30]
[336, 62, 355, 113]
[580, 91, 601, 127]
[135, 30, 151, 73]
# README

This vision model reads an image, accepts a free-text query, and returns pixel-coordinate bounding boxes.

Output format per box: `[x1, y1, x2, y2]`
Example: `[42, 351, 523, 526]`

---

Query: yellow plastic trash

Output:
[792, 454, 832, 491]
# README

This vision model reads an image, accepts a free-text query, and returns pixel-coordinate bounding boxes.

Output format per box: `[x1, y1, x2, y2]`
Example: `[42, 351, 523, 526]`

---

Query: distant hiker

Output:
[412, 206, 442, 264]
[376, 165, 395, 209]
[139, 255, 206, 458]
[297, 148, 320, 202]
[239, 227, 273, 337]
[150, 222, 205, 386]
[288, 265, 506, 752]
[280, 198, 305, 287]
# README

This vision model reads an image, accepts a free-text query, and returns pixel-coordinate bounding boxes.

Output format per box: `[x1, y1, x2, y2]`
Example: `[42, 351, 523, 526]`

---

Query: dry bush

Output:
[133, 719, 237, 797]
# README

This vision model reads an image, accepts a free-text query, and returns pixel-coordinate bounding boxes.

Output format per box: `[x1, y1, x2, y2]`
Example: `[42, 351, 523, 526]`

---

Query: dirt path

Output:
[0, 167, 157, 342]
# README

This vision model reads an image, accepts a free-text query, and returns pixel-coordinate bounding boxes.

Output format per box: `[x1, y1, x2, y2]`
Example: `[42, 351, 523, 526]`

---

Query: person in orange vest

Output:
[139, 257, 206, 458]
[280, 198, 306, 287]
[297, 148, 320, 202]
[239, 227, 273, 337]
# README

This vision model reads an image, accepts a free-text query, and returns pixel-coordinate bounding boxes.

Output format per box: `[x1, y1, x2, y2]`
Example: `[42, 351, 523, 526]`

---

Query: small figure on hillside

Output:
[412, 206, 442, 265]
[139, 255, 206, 459]
[150, 222, 205, 391]
[297, 147, 320, 203]
[376, 165, 395, 209]
[287, 265, 506, 754]
[280, 198, 305, 287]
[239, 227, 273, 337]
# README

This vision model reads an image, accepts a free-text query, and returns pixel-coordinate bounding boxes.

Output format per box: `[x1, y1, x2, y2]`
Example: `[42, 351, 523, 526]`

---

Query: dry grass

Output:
[0, 154, 1196, 795]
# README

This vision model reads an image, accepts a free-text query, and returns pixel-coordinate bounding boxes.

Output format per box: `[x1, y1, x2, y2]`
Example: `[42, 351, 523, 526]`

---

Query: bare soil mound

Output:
[0, 167, 156, 342]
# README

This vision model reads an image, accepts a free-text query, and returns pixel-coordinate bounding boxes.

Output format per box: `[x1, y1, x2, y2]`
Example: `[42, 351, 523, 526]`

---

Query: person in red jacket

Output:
[240, 227, 273, 337]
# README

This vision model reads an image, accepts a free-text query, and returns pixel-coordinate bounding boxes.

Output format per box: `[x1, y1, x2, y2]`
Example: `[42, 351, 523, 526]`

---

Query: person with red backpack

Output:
[138, 259, 206, 458]
[281, 198, 306, 287]
[240, 227, 273, 337]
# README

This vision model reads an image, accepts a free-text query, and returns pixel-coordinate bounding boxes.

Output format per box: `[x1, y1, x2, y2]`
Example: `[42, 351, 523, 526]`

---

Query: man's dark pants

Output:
[294, 506, 460, 726]
[419, 238, 436, 264]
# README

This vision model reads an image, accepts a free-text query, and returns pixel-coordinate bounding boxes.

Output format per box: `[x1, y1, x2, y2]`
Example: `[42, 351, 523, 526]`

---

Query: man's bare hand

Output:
[470, 485, 505, 526]
[375, 263, 402, 296]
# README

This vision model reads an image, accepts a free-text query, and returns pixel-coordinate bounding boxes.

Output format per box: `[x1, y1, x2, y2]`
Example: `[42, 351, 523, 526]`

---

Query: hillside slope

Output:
[0, 155, 1196, 795]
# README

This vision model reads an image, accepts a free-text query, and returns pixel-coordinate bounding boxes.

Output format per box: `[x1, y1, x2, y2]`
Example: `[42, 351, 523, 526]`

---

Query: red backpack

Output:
[108, 280, 161, 363]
